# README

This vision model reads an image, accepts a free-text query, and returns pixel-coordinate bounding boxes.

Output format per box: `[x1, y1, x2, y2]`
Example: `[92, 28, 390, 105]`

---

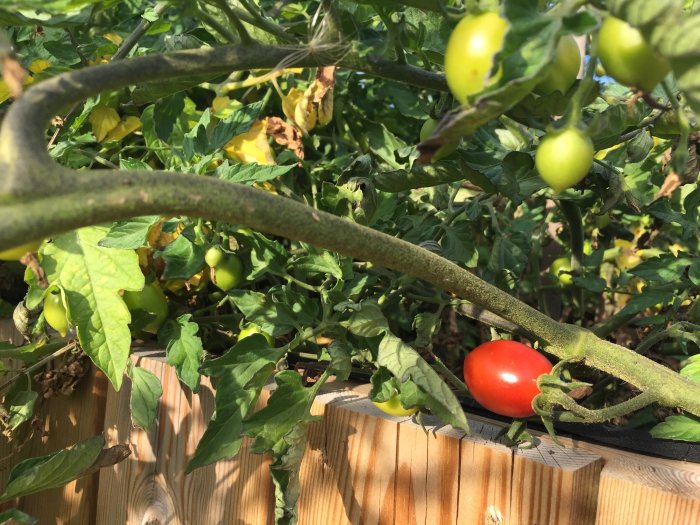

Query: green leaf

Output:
[629, 255, 693, 282]
[269, 421, 310, 525]
[243, 371, 321, 455]
[440, 221, 479, 267]
[188, 336, 284, 472]
[288, 252, 344, 280]
[680, 354, 700, 383]
[373, 163, 466, 193]
[326, 340, 352, 381]
[210, 101, 264, 151]
[157, 231, 205, 280]
[216, 161, 295, 185]
[347, 302, 389, 338]
[227, 291, 299, 336]
[0, 436, 104, 502]
[5, 387, 38, 432]
[98, 216, 160, 249]
[36, 227, 144, 389]
[377, 334, 469, 431]
[619, 290, 677, 316]
[650, 415, 700, 442]
[413, 312, 440, 348]
[129, 367, 162, 430]
[158, 314, 204, 392]
[0, 508, 37, 524]
[153, 92, 186, 142]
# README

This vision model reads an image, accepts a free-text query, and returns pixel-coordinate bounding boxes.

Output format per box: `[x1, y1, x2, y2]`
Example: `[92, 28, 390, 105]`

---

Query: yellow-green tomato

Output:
[44, 290, 69, 337]
[0, 240, 42, 261]
[238, 323, 274, 346]
[205, 246, 224, 268]
[535, 34, 581, 95]
[598, 17, 670, 92]
[372, 394, 418, 417]
[445, 12, 508, 104]
[550, 257, 573, 287]
[213, 255, 243, 292]
[419, 118, 460, 160]
[535, 128, 594, 193]
[123, 283, 169, 333]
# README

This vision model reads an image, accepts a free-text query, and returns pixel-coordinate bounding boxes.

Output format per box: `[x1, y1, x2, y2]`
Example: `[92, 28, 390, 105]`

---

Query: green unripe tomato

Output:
[598, 17, 671, 92]
[44, 290, 70, 337]
[445, 12, 508, 104]
[123, 283, 169, 334]
[205, 246, 224, 268]
[535, 128, 594, 193]
[550, 257, 573, 287]
[213, 255, 243, 292]
[372, 394, 418, 417]
[535, 35, 581, 95]
[419, 118, 460, 160]
[238, 323, 274, 346]
[0, 240, 42, 261]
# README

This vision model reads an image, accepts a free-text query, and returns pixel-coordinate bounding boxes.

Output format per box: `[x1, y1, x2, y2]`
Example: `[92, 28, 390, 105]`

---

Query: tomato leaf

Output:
[216, 161, 294, 185]
[156, 231, 205, 280]
[209, 100, 264, 151]
[680, 355, 700, 383]
[98, 216, 160, 249]
[629, 255, 693, 282]
[0, 508, 37, 524]
[188, 337, 281, 472]
[158, 314, 204, 392]
[227, 290, 300, 336]
[36, 227, 144, 389]
[129, 366, 162, 430]
[650, 415, 700, 442]
[0, 436, 104, 502]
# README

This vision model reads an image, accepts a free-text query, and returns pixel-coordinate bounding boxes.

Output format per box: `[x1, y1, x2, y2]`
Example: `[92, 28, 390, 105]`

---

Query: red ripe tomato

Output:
[463, 340, 553, 418]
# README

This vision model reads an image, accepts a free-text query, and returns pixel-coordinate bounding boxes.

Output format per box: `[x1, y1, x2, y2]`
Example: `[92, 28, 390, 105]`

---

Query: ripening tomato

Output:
[44, 289, 70, 337]
[123, 283, 169, 333]
[372, 394, 418, 417]
[535, 34, 581, 95]
[444, 12, 508, 104]
[213, 255, 243, 291]
[238, 323, 274, 346]
[550, 257, 573, 286]
[598, 17, 670, 92]
[463, 340, 553, 418]
[535, 128, 594, 193]
[0, 240, 42, 261]
[419, 118, 460, 160]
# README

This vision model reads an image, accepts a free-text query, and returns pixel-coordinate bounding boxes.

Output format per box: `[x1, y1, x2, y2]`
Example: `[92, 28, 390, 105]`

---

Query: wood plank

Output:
[594, 458, 700, 525]
[97, 351, 274, 524]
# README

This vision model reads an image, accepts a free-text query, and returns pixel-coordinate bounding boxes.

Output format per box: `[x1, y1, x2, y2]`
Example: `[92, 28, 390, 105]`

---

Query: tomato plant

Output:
[535, 128, 594, 192]
[238, 323, 274, 346]
[444, 12, 508, 104]
[212, 255, 243, 291]
[550, 257, 574, 286]
[44, 289, 69, 337]
[598, 17, 671, 92]
[535, 34, 581, 95]
[463, 341, 553, 418]
[0, 240, 41, 261]
[372, 394, 418, 417]
[123, 283, 169, 334]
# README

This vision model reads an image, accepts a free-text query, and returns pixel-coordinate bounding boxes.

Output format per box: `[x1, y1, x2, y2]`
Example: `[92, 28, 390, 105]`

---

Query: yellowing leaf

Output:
[224, 119, 276, 165]
[90, 105, 120, 142]
[103, 32, 123, 45]
[28, 59, 51, 74]
[0, 80, 11, 104]
[281, 87, 316, 134]
[104, 116, 142, 142]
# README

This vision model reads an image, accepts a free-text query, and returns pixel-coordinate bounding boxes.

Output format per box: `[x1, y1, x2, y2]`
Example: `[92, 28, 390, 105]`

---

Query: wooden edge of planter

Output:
[0, 347, 697, 524]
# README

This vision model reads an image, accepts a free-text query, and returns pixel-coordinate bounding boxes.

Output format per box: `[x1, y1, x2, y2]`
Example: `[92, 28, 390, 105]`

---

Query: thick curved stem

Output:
[1, 42, 699, 418]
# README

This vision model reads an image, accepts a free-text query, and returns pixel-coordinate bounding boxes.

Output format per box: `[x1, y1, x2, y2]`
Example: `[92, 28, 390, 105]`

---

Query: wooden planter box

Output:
[1, 349, 699, 524]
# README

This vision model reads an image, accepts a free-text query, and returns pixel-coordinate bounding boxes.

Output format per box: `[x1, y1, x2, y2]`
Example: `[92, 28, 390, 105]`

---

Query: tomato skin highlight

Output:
[213, 255, 243, 291]
[598, 17, 670, 92]
[463, 341, 553, 418]
[535, 34, 581, 95]
[535, 128, 594, 193]
[372, 394, 418, 417]
[238, 323, 274, 346]
[205, 246, 224, 268]
[44, 290, 70, 337]
[445, 12, 508, 104]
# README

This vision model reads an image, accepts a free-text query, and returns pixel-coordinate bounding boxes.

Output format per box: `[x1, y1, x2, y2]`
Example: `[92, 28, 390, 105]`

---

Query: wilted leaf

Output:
[89, 105, 120, 142]
[266, 116, 304, 160]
